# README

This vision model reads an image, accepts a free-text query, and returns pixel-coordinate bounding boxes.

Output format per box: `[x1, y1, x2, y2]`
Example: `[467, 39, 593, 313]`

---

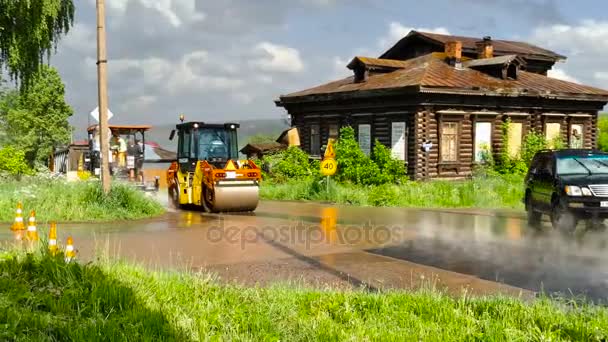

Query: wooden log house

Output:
[275, 31, 608, 180]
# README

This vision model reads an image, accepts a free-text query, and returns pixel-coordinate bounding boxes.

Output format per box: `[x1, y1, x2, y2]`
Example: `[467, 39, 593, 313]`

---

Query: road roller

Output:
[166, 118, 262, 212]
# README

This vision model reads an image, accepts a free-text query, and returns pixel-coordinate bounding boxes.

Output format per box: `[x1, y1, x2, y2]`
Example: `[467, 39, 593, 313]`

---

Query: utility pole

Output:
[96, 0, 111, 193]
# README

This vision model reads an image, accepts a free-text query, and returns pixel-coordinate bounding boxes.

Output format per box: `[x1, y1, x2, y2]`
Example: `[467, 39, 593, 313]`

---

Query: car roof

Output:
[540, 149, 608, 157]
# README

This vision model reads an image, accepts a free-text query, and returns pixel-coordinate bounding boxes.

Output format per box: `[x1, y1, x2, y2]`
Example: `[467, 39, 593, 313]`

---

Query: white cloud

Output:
[547, 68, 580, 84]
[101, 0, 204, 27]
[378, 22, 451, 50]
[251, 42, 305, 73]
[530, 20, 608, 90]
[595, 72, 608, 81]
[109, 52, 245, 95]
[331, 56, 351, 79]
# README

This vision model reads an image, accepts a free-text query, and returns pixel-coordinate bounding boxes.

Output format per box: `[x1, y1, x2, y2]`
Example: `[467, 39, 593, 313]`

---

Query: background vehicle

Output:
[524, 149, 608, 232]
[86, 125, 159, 192]
[166, 119, 261, 212]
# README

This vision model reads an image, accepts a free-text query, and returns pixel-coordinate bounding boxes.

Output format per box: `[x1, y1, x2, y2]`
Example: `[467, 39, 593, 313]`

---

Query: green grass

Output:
[0, 177, 165, 222]
[260, 174, 525, 209]
[1, 249, 606, 341]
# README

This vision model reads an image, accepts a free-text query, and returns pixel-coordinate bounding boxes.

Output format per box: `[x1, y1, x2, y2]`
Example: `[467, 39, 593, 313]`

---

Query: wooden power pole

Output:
[96, 0, 111, 193]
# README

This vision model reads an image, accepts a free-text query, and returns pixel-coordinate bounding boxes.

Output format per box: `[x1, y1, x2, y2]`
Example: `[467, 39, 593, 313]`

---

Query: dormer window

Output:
[463, 55, 527, 80]
[347, 56, 408, 83]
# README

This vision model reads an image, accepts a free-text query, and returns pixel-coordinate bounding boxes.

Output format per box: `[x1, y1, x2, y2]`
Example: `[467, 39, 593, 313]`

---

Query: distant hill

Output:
[144, 118, 290, 151]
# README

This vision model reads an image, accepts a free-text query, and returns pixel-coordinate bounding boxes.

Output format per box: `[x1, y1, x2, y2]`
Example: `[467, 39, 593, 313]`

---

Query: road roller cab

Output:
[167, 120, 262, 212]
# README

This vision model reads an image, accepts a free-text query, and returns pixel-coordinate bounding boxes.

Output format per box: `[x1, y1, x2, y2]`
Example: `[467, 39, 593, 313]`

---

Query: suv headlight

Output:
[565, 186, 582, 196]
[565, 186, 593, 197]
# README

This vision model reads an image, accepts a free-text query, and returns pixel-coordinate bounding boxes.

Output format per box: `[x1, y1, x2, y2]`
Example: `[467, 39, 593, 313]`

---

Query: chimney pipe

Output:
[445, 40, 462, 66]
[476, 36, 494, 59]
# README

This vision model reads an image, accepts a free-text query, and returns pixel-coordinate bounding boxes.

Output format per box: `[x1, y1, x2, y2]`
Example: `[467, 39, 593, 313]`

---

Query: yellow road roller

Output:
[166, 119, 262, 212]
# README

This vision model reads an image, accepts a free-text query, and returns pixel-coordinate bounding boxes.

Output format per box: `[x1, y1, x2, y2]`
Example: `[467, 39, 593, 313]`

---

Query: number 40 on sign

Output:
[321, 159, 337, 176]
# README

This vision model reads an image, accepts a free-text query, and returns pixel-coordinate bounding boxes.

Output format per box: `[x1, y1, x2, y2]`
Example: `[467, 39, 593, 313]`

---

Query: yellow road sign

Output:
[321, 158, 337, 176]
[324, 139, 336, 159]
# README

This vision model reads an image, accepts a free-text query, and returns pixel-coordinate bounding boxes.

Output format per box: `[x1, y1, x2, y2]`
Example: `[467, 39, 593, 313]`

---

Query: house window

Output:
[391, 122, 406, 161]
[358, 124, 371, 155]
[440, 122, 458, 162]
[545, 122, 561, 148]
[570, 124, 583, 148]
[474, 122, 492, 163]
[507, 122, 523, 158]
[310, 124, 321, 155]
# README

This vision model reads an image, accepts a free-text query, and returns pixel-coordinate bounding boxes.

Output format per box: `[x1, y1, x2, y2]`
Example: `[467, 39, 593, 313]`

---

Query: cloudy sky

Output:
[50, 0, 608, 131]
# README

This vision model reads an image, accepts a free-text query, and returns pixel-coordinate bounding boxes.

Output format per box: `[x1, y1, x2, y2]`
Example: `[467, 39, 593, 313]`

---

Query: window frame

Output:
[544, 121, 562, 148]
[310, 124, 321, 156]
[473, 121, 493, 163]
[569, 122, 585, 149]
[390, 120, 408, 162]
[439, 120, 460, 163]
[357, 123, 372, 156]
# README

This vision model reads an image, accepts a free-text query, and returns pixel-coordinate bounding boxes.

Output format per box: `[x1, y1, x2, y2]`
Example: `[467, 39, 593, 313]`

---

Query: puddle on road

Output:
[2, 200, 608, 300]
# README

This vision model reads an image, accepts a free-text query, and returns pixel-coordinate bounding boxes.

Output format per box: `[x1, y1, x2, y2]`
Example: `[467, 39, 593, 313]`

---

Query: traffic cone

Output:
[10, 202, 25, 231]
[65, 236, 76, 262]
[26, 210, 39, 241]
[48, 222, 58, 255]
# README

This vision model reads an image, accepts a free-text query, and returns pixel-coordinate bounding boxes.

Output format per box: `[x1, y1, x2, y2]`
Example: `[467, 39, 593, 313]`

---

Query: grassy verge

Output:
[260, 174, 525, 209]
[0, 177, 164, 222]
[1, 249, 606, 341]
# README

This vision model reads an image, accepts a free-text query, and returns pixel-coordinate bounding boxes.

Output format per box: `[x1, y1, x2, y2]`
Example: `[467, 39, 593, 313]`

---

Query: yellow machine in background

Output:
[166, 119, 262, 212]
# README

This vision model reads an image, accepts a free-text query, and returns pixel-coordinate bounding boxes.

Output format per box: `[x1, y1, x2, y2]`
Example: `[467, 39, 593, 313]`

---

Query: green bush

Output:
[335, 126, 377, 185]
[496, 120, 550, 175]
[0, 146, 31, 176]
[264, 146, 316, 182]
[598, 116, 608, 152]
[520, 131, 548, 166]
[371, 140, 407, 184]
[335, 126, 405, 186]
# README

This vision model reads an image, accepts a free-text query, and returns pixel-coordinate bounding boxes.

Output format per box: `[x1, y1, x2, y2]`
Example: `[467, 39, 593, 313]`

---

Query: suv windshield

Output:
[556, 155, 608, 175]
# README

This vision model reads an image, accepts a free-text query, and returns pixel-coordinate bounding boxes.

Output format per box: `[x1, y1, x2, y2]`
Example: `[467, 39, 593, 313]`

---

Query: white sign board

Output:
[358, 124, 371, 155]
[391, 122, 406, 161]
[90, 107, 114, 122]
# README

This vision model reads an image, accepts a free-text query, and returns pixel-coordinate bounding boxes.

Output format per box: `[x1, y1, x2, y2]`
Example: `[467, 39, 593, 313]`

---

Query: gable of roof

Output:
[381, 31, 566, 62]
[347, 56, 410, 71]
[463, 54, 526, 68]
[279, 53, 608, 103]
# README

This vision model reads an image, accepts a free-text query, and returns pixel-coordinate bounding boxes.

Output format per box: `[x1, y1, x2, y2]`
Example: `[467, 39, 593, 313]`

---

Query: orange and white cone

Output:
[26, 210, 39, 241]
[11, 202, 26, 241]
[10, 202, 25, 231]
[48, 222, 58, 255]
[65, 236, 76, 262]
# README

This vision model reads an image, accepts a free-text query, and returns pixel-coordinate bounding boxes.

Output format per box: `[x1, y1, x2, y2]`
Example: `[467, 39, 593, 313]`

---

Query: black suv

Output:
[524, 149, 608, 231]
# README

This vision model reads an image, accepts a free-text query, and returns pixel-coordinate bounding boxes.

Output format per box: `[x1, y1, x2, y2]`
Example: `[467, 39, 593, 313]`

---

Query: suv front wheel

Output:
[525, 194, 541, 227]
[551, 200, 577, 233]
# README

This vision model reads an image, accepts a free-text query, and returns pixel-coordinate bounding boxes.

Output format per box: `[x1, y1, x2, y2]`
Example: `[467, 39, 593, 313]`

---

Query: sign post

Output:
[321, 139, 337, 193]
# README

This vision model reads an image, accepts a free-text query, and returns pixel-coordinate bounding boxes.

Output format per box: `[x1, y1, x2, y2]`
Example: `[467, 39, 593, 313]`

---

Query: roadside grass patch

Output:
[0, 178, 164, 222]
[0, 249, 606, 341]
[260, 174, 524, 209]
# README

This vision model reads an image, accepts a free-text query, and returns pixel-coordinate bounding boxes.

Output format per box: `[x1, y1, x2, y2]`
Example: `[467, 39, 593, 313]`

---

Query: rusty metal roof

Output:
[279, 53, 608, 102]
[87, 124, 153, 133]
[381, 31, 566, 61]
[240, 142, 286, 155]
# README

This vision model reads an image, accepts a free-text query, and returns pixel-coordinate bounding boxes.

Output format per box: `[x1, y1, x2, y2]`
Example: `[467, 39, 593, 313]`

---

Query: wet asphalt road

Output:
[3, 201, 608, 301]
